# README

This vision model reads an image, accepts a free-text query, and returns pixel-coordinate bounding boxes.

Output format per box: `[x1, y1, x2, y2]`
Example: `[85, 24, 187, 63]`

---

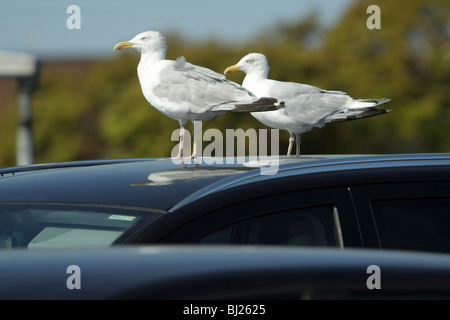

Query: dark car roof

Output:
[170, 153, 450, 211]
[0, 158, 253, 210]
[2, 245, 450, 299]
[0, 154, 449, 211]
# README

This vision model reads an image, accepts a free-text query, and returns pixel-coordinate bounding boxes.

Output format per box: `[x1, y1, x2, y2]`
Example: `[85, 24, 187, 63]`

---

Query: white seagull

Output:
[225, 53, 391, 156]
[114, 32, 282, 160]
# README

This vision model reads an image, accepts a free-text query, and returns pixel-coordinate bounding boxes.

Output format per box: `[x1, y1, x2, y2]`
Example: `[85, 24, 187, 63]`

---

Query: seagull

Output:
[225, 53, 391, 156]
[113, 32, 282, 160]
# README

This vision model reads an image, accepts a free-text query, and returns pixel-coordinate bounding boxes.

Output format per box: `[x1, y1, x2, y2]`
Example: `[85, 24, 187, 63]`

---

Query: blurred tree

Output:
[318, 0, 450, 153]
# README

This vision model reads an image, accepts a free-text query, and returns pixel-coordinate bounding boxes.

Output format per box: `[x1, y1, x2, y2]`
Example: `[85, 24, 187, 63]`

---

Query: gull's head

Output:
[224, 53, 269, 77]
[114, 31, 167, 54]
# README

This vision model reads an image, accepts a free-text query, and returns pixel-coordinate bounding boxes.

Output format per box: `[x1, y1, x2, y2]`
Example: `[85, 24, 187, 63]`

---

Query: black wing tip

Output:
[348, 107, 391, 120]
[327, 107, 392, 123]
[233, 97, 285, 112]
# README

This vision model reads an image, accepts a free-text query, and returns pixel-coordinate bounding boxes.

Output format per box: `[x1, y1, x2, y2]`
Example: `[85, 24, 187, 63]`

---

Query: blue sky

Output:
[0, 0, 354, 59]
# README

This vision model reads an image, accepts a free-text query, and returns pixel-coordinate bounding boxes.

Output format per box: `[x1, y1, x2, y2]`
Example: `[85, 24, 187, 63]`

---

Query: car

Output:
[0, 153, 449, 253]
[2, 245, 450, 300]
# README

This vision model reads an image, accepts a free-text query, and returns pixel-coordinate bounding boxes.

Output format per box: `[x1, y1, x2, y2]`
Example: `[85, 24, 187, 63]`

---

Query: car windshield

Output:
[0, 203, 163, 250]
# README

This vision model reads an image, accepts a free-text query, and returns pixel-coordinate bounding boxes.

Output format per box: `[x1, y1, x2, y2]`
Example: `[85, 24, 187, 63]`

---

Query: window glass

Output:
[196, 206, 339, 247]
[371, 198, 450, 253]
[198, 227, 233, 244]
[0, 203, 161, 249]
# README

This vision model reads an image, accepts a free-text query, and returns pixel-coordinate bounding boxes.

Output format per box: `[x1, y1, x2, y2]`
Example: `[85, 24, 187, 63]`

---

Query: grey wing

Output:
[155, 59, 256, 114]
[265, 80, 321, 99]
[266, 79, 347, 98]
[265, 81, 352, 124]
[285, 92, 353, 124]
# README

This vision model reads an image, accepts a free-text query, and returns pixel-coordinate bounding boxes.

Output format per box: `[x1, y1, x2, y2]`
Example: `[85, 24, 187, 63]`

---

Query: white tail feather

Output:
[349, 98, 391, 110]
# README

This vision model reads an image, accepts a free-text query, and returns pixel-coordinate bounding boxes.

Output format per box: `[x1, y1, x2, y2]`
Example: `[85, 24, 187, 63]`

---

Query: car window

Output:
[371, 197, 450, 253]
[0, 203, 162, 249]
[195, 206, 341, 247]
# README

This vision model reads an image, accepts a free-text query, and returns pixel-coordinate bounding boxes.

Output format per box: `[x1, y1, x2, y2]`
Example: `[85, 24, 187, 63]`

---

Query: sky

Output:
[0, 0, 354, 59]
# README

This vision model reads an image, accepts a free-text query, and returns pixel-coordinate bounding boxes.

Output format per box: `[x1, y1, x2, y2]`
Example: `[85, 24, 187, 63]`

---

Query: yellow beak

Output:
[113, 41, 134, 51]
[224, 64, 241, 75]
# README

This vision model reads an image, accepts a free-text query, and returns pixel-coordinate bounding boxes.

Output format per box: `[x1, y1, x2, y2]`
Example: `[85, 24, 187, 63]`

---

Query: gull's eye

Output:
[245, 59, 254, 64]
[140, 37, 147, 41]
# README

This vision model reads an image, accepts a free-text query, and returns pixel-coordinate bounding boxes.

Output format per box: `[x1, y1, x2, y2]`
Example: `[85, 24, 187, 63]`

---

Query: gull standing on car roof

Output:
[225, 53, 391, 156]
[114, 32, 283, 160]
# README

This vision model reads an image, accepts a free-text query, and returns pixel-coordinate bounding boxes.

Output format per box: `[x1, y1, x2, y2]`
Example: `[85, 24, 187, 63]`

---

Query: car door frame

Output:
[135, 182, 363, 248]
[350, 180, 450, 249]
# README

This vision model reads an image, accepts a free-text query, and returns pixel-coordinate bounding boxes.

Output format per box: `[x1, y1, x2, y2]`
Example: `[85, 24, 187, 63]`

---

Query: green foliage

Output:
[0, 0, 448, 167]
[0, 83, 18, 167]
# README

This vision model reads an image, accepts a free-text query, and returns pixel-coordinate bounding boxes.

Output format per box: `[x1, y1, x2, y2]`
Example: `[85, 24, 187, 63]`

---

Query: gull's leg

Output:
[191, 121, 200, 160]
[287, 132, 295, 156]
[176, 125, 185, 159]
[296, 133, 301, 156]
